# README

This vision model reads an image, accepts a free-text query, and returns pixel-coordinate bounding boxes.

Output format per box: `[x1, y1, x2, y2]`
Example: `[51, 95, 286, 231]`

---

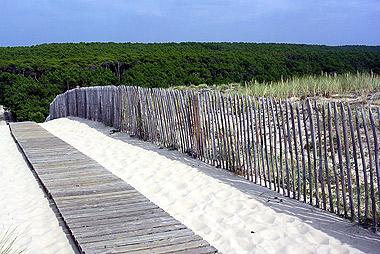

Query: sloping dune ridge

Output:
[42, 117, 366, 254]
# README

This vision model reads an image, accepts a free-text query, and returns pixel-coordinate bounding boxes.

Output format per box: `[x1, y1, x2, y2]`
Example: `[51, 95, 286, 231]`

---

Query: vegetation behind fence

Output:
[49, 85, 380, 231]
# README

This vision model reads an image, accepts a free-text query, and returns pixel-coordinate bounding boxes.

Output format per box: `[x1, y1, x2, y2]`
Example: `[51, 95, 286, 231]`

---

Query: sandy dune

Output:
[42, 117, 369, 254]
[0, 125, 76, 254]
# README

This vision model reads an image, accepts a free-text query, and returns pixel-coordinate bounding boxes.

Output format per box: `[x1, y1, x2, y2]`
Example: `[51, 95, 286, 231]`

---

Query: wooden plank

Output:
[123, 239, 212, 254]
[73, 217, 179, 238]
[110, 235, 204, 253]
[9, 122, 217, 254]
[68, 210, 170, 229]
[81, 228, 195, 251]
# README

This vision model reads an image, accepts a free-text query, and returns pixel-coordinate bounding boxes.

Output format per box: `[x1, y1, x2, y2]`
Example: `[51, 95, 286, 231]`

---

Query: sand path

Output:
[42, 117, 377, 254]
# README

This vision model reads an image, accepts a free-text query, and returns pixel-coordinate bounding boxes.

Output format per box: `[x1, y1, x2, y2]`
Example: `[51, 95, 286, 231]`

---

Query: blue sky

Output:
[0, 0, 379, 46]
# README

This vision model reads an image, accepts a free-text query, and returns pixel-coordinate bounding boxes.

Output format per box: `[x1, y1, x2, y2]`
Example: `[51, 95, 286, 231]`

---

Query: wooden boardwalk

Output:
[10, 122, 218, 254]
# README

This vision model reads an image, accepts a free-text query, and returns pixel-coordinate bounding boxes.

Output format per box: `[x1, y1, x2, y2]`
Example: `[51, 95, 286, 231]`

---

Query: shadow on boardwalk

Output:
[73, 117, 380, 254]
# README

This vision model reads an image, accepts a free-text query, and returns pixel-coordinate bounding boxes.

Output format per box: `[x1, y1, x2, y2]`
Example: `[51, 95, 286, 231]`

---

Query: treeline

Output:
[0, 42, 380, 122]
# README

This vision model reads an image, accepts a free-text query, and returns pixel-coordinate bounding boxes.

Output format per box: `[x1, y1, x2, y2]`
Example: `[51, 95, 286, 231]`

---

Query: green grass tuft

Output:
[0, 227, 25, 254]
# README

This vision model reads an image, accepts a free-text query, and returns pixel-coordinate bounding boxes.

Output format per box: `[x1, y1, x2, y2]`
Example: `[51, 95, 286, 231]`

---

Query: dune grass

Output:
[175, 72, 380, 99]
[0, 227, 24, 254]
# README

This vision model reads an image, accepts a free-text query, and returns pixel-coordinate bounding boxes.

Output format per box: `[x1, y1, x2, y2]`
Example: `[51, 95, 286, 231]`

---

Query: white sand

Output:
[0, 105, 6, 126]
[42, 118, 364, 254]
[0, 125, 76, 254]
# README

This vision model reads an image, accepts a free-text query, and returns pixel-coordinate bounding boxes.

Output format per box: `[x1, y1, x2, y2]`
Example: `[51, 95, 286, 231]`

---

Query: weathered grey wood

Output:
[280, 100, 291, 197]
[347, 105, 360, 221]
[57, 194, 145, 209]
[73, 217, 179, 238]
[246, 96, 253, 181]
[242, 96, 249, 178]
[362, 108, 377, 230]
[315, 101, 326, 210]
[120, 239, 212, 254]
[234, 94, 242, 173]
[307, 99, 319, 207]
[340, 103, 355, 220]
[9, 122, 217, 254]
[369, 108, 379, 231]
[289, 103, 301, 200]
[110, 235, 205, 253]
[252, 98, 260, 184]
[258, 98, 267, 186]
[202, 92, 211, 164]
[328, 103, 340, 215]
[81, 228, 195, 250]
[267, 98, 276, 190]
[302, 102, 313, 204]
[226, 92, 234, 170]
[296, 104, 307, 203]
[275, 98, 285, 193]
[109, 235, 204, 253]
[270, 98, 281, 192]
[322, 105, 334, 212]
[355, 111, 369, 221]
[285, 101, 296, 198]
[334, 102, 348, 217]
[220, 93, 229, 170]
[262, 97, 272, 188]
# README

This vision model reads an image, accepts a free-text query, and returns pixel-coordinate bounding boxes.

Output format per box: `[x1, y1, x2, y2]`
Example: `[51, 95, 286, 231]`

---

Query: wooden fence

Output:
[49, 85, 380, 231]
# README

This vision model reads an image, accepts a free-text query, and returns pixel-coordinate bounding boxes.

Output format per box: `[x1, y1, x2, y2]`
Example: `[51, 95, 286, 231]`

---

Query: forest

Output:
[0, 42, 380, 122]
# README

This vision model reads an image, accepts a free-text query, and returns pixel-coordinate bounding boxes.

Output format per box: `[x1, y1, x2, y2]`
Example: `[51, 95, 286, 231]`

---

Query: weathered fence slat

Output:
[302, 102, 313, 205]
[270, 98, 281, 192]
[334, 102, 348, 217]
[315, 101, 326, 210]
[322, 105, 334, 212]
[347, 104, 360, 221]
[341, 102, 355, 220]
[362, 108, 377, 230]
[262, 98, 272, 189]
[285, 101, 296, 198]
